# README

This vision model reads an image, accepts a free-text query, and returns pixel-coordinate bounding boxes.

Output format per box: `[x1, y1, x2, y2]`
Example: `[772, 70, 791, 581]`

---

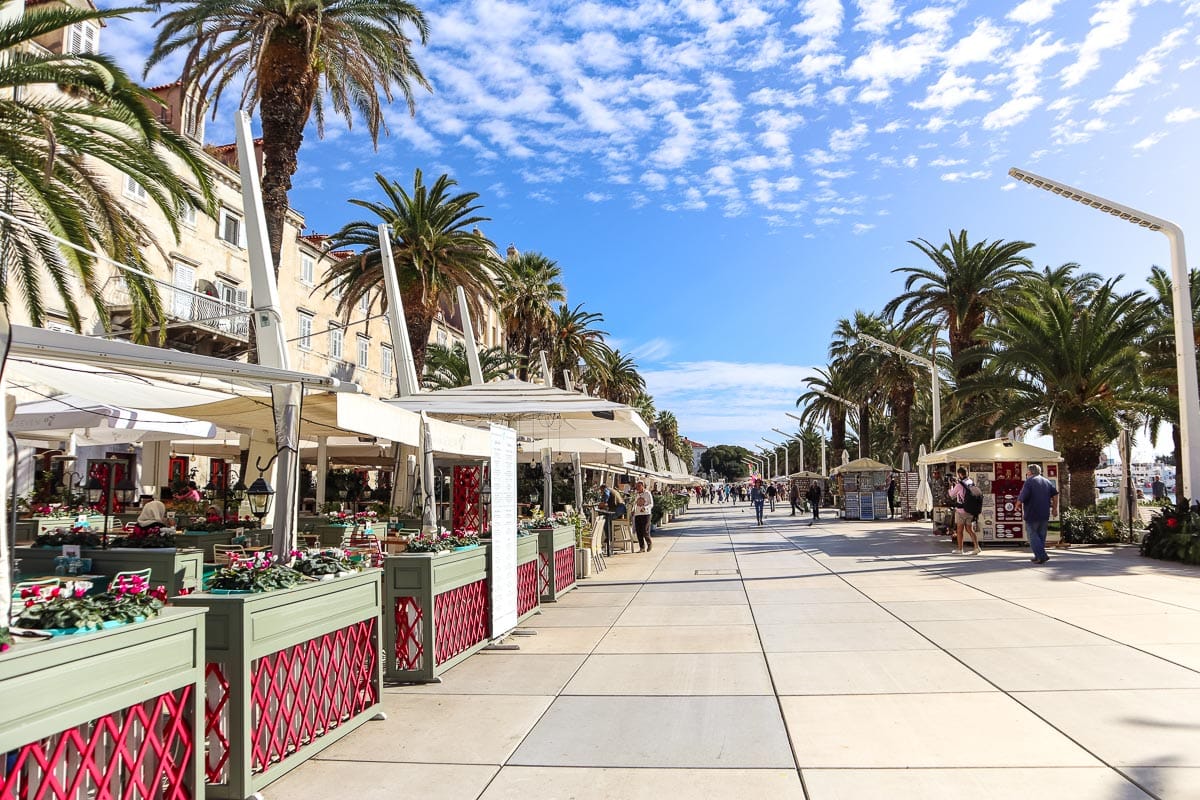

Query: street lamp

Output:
[762, 437, 788, 476]
[772, 428, 802, 474]
[806, 390, 861, 459]
[1011, 166, 1199, 501]
[246, 476, 275, 529]
[758, 447, 777, 479]
[787, 412, 827, 475]
[857, 332, 941, 447]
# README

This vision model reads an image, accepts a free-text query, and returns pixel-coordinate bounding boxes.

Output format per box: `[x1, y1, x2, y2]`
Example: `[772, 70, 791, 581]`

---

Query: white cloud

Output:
[792, 0, 844, 54]
[911, 70, 991, 111]
[1007, 32, 1068, 97]
[982, 94, 1043, 129]
[1111, 27, 1188, 93]
[583, 191, 611, 202]
[651, 109, 698, 168]
[749, 85, 818, 108]
[876, 119, 907, 133]
[945, 19, 1011, 68]
[631, 337, 673, 362]
[852, 222, 876, 234]
[1134, 131, 1165, 150]
[1008, 0, 1063, 24]
[1060, 0, 1144, 88]
[1166, 107, 1200, 123]
[930, 156, 967, 167]
[1001, 181, 1018, 190]
[855, 0, 900, 34]
[829, 121, 870, 153]
[941, 170, 991, 182]
[642, 170, 669, 191]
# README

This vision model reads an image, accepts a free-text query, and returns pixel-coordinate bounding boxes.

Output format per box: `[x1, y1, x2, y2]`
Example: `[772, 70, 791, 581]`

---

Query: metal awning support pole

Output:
[420, 413, 437, 532]
[571, 452, 584, 513]
[456, 286, 485, 386]
[541, 447, 553, 513]
[236, 111, 299, 559]
[378, 224, 421, 397]
[316, 437, 328, 508]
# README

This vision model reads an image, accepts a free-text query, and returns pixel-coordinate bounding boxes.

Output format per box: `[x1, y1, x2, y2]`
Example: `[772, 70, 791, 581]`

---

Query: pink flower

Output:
[73, 586, 86, 598]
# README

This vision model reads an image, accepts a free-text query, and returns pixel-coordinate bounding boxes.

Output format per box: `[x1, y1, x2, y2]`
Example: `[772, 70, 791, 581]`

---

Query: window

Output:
[218, 209, 243, 247]
[358, 292, 370, 313]
[436, 328, 448, 347]
[179, 202, 197, 227]
[329, 324, 343, 360]
[123, 175, 147, 202]
[357, 335, 369, 368]
[332, 278, 345, 301]
[171, 263, 196, 320]
[381, 345, 393, 378]
[66, 22, 98, 54]
[298, 313, 313, 350]
[300, 255, 314, 285]
[182, 100, 204, 143]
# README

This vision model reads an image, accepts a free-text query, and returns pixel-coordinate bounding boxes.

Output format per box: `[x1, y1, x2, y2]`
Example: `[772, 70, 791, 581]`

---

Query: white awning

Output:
[918, 437, 1062, 466]
[385, 379, 649, 439]
[10, 395, 217, 444]
[517, 437, 635, 466]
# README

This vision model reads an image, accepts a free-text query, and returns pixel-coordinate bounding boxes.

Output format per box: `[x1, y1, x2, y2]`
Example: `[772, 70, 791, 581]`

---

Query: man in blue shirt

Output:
[1016, 464, 1059, 564]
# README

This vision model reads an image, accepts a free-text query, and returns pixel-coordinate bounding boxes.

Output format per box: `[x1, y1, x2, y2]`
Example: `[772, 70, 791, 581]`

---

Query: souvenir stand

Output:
[788, 470, 828, 508]
[830, 458, 895, 520]
[917, 438, 1063, 544]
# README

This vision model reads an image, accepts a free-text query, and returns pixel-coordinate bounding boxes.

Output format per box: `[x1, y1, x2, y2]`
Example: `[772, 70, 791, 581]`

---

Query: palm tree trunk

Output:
[857, 403, 871, 459]
[259, 36, 318, 274]
[1060, 440, 1103, 509]
[404, 296, 435, 378]
[831, 411, 846, 457]
[1173, 423, 1184, 506]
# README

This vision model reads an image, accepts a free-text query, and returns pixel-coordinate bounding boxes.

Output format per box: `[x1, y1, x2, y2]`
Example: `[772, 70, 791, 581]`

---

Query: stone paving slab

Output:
[758, 620, 936, 652]
[505, 626, 608, 654]
[264, 762, 499, 800]
[478, 767, 806, 799]
[1124, 767, 1200, 800]
[509, 696, 795, 768]
[1014, 689, 1200, 767]
[750, 601, 894, 624]
[768, 650, 994, 695]
[563, 653, 773, 696]
[949, 644, 1200, 691]
[593, 624, 762, 653]
[782, 693, 1100, 768]
[398, 654, 587, 695]
[613, 603, 755, 627]
[801, 767, 1153, 799]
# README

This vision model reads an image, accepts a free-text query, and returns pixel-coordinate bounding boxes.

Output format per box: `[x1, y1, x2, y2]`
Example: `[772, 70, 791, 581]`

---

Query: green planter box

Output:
[537, 525, 578, 602]
[307, 521, 388, 547]
[382, 546, 491, 683]
[515, 534, 541, 623]
[14, 546, 204, 595]
[15, 515, 120, 542]
[180, 529, 234, 560]
[173, 570, 384, 799]
[0, 608, 206, 797]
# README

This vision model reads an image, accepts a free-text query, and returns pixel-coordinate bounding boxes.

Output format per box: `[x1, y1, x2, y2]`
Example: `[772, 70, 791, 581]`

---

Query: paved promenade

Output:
[269, 503, 1200, 799]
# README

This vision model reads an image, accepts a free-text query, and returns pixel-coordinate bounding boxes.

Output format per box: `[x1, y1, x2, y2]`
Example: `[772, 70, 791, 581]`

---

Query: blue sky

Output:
[106, 0, 1200, 459]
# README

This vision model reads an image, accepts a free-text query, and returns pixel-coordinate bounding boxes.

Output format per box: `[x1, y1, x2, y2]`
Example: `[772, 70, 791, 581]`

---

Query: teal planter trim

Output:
[172, 571, 383, 799]
[453, 544, 480, 552]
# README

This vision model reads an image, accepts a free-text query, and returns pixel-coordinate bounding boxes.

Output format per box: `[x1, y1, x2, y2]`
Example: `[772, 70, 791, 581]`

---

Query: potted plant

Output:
[204, 552, 307, 593]
[290, 548, 359, 580]
[13, 574, 169, 635]
[109, 527, 177, 549]
[32, 527, 103, 548]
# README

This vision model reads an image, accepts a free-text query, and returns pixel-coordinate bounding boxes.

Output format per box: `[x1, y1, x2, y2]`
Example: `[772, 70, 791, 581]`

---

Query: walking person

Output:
[766, 482, 777, 512]
[948, 467, 983, 555]
[750, 480, 766, 526]
[632, 481, 654, 552]
[1017, 464, 1059, 564]
[789, 482, 800, 516]
[887, 474, 898, 519]
[806, 482, 822, 525]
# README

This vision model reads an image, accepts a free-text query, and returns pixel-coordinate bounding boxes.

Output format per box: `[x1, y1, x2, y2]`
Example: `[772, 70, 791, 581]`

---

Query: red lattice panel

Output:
[452, 466, 481, 534]
[393, 596, 425, 671]
[554, 546, 576, 592]
[1, 686, 195, 800]
[517, 559, 539, 616]
[433, 579, 489, 665]
[204, 663, 232, 785]
[244, 619, 378, 778]
[538, 552, 551, 596]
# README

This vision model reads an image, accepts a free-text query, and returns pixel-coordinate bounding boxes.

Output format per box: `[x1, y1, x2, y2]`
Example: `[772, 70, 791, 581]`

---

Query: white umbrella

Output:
[901, 451, 911, 472]
[841, 449, 850, 466]
[915, 444, 933, 512]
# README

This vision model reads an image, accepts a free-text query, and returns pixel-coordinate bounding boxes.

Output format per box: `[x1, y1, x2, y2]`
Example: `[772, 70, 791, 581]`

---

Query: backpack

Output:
[963, 483, 984, 517]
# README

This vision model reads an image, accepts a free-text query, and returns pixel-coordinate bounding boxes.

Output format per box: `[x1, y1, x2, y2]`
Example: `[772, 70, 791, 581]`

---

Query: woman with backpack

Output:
[948, 467, 983, 555]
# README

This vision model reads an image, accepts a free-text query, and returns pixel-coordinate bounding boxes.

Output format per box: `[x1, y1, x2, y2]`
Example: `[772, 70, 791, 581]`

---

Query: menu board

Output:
[489, 424, 518, 635]
[844, 492, 861, 520]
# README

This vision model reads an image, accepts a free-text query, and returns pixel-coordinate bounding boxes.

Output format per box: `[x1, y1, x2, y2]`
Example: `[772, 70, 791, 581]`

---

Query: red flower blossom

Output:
[1166, 517, 1180, 529]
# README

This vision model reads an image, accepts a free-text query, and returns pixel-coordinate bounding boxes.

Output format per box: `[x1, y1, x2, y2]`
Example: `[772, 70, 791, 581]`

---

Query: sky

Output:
[104, 0, 1200, 462]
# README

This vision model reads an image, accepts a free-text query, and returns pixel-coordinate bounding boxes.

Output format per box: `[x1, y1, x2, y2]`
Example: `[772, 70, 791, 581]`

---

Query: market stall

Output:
[830, 458, 895, 520]
[918, 438, 1063, 544]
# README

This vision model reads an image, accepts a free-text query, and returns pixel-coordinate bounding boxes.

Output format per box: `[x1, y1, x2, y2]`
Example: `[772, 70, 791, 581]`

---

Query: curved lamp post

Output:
[1009, 166, 1199, 502]
[857, 332, 941, 448]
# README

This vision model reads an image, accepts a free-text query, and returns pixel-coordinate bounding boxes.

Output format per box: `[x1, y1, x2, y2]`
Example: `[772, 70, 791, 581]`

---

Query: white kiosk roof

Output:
[918, 437, 1062, 465]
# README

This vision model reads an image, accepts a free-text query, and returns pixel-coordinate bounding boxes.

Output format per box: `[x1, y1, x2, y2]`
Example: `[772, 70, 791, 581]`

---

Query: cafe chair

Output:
[213, 544, 246, 566]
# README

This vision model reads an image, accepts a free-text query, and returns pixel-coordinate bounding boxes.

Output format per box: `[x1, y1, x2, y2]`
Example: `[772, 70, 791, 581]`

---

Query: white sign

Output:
[489, 424, 518, 636]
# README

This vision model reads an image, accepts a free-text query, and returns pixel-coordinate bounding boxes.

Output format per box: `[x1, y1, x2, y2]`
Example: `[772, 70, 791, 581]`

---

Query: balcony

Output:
[105, 274, 251, 359]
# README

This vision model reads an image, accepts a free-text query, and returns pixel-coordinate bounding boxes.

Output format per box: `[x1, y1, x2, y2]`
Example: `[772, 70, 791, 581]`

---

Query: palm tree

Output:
[965, 274, 1161, 508]
[885, 230, 1034, 386]
[584, 345, 644, 404]
[496, 251, 565, 379]
[796, 365, 854, 459]
[148, 0, 430, 271]
[320, 170, 498, 376]
[1141, 265, 1200, 504]
[548, 302, 607, 388]
[422, 341, 519, 389]
[0, 6, 214, 340]
[828, 312, 887, 458]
